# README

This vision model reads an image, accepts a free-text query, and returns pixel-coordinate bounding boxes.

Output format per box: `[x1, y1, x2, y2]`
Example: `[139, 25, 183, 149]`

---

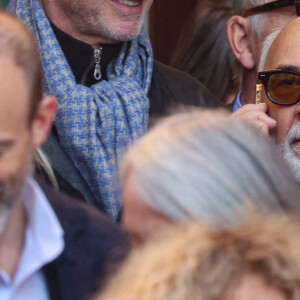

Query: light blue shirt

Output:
[0, 178, 64, 300]
[232, 91, 243, 112]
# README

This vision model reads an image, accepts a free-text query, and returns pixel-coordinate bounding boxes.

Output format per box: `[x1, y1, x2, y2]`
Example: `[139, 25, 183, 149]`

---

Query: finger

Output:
[251, 120, 270, 136]
[233, 108, 277, 127]
[235, 109, 274, 123]
[257, 113, 277, 129]
[233, 103, 267, 117]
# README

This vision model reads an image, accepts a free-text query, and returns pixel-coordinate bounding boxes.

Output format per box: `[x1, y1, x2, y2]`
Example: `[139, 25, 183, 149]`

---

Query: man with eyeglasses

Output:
[227, 0, 299, 111]
[235, 17, 300, 181]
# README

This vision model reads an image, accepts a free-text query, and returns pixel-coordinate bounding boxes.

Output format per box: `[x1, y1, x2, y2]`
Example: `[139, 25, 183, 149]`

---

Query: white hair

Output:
[258, 28, 282, 72]
[121, 109, 300, 226]
[233, 0, 268, 35]
[283, 123, 300, 182]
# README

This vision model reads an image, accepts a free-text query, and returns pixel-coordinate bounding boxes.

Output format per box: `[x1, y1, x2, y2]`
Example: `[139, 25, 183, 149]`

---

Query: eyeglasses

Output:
[243, 0, 300, 17]
[257, 69, 300, 105]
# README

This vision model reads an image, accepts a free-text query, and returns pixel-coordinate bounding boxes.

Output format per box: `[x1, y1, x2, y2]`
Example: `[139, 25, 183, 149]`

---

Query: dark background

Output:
[150, 0, 198, 64]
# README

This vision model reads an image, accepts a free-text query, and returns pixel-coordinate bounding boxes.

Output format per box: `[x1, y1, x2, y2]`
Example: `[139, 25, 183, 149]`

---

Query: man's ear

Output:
[227, 15, 255, 70]
[31, 96, 57, 148]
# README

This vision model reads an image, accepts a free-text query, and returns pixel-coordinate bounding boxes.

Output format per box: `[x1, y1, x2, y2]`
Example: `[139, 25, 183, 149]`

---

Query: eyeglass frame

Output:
[242, 0, 300, 18]
[257, 69, 300, 105]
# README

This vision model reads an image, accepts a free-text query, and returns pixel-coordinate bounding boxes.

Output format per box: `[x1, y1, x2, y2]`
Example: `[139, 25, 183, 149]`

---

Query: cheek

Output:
[0, 143, 33, 186]
[0, 160, 31, 207]
[0, 153, 32, 185]
[268, 103, 296, 144]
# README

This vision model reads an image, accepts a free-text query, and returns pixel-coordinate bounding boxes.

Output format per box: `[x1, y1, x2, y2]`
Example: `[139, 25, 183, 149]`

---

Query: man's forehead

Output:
[265, 20, 300, 69]
[0, 58, 29, 119]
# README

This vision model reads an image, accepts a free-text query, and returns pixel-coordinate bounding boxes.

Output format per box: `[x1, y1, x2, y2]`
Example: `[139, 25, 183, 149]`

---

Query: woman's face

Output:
[121, 171, 174, 247]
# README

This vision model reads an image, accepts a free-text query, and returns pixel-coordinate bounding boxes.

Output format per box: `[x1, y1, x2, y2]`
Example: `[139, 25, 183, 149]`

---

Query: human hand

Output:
[232, 103, 277, 136]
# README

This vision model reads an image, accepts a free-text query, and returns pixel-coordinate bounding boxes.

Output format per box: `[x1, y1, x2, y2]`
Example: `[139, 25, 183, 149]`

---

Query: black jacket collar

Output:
[51, 22, 123, 85]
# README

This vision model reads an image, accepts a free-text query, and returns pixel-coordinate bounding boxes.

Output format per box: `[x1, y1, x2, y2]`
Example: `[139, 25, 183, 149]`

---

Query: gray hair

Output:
[233, 0, 268, 36]
[258, 28, 282, 72]
[121, 109, 300, 226]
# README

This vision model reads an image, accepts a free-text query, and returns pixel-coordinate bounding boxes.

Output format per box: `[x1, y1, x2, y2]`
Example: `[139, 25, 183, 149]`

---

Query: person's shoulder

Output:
[149, 60, 223, 118]
[152, 60, 203, 89]
[36, 176, 128, 246]
[37, 177, 128, 299]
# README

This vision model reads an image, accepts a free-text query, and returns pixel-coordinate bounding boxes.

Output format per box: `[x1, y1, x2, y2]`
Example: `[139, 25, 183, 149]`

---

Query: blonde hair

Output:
[95, 212, 300, 300]
[34, 149, 58, 190]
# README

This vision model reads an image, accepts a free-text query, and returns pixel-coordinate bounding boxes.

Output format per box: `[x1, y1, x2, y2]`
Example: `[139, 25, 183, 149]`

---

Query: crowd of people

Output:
[0, 0, 300, 299]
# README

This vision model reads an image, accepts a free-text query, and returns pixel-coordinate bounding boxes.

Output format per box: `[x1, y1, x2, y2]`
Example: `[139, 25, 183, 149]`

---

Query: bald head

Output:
[0, 11, 42, 123]
[264, 18, 300, 71]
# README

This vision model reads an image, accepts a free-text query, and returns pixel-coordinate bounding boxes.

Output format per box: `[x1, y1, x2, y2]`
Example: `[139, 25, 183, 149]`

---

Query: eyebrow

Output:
[276, 65, 300, 73]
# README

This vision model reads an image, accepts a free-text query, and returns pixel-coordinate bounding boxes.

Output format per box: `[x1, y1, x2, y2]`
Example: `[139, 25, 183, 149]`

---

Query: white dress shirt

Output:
[232, 91, 243, 112]
[0, 178, 64, 300]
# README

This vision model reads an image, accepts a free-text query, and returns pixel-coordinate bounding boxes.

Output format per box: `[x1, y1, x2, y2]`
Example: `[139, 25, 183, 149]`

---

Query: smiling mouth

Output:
[112, 0, 142, 7]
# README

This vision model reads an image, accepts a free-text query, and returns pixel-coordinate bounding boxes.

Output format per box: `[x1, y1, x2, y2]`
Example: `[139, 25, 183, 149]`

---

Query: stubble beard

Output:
[0, 163, 32, 235]
[0, 185, 20, 235]
[90, 13, 145, 42]
[66, 1, 147, 42]
[282, 122, 300, 182]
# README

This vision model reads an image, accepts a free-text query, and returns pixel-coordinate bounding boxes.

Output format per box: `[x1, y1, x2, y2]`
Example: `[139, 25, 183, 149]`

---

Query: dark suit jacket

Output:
[148, 61, 222, 118]
[36, 178, 129, 300]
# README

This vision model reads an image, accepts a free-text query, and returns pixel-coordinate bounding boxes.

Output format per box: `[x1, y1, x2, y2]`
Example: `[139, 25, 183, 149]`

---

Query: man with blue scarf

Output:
[7, 0, 221, 220]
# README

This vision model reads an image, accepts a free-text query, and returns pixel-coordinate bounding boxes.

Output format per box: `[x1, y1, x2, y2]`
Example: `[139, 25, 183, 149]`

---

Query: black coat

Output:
[36, 178, 129, 300]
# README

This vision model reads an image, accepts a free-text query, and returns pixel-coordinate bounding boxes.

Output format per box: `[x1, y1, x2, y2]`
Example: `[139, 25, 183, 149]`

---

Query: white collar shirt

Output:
[232, 90, 243, 112]
[0, 177, 64, 300]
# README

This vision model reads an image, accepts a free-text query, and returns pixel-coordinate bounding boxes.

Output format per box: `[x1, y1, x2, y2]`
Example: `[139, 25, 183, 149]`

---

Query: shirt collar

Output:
[232, 91, 243, 112]
[50, 21, 123, 85]
[3, 177, 65, 287]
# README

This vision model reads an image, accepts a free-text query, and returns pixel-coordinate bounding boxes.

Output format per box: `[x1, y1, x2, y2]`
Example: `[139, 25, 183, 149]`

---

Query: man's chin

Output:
[108, 21, 144, 41]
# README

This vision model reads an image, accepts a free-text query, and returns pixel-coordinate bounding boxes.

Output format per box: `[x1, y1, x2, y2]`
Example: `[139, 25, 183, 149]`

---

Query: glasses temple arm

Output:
[255, 83, 263, 104]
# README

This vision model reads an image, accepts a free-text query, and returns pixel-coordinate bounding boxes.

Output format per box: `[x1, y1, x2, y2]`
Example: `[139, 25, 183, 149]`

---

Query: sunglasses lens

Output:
[268, 72, 300, 104]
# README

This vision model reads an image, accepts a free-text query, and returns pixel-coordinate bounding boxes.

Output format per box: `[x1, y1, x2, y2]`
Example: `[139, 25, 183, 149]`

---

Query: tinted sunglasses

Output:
[257, 69, 300, 105]
[243, 0, 300, 17]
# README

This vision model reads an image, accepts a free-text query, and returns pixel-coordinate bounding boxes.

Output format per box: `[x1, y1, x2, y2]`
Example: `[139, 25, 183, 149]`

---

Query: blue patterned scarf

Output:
[7, 0, 153, 219]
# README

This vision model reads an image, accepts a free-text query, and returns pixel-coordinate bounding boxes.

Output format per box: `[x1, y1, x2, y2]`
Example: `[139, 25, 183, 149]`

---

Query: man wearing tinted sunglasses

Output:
[236, 18, 300, 181]
[227, 0, 299, 111]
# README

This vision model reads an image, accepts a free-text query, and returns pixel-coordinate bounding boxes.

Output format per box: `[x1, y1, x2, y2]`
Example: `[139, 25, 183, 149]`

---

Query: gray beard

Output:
[282, 122, 300, 182]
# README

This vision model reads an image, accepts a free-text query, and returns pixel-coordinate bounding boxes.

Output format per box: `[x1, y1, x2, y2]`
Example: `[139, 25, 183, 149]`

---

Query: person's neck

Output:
[0, 200, 27, 279]
[51, 22, 123, 85]
[240, 69, 257, 106]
